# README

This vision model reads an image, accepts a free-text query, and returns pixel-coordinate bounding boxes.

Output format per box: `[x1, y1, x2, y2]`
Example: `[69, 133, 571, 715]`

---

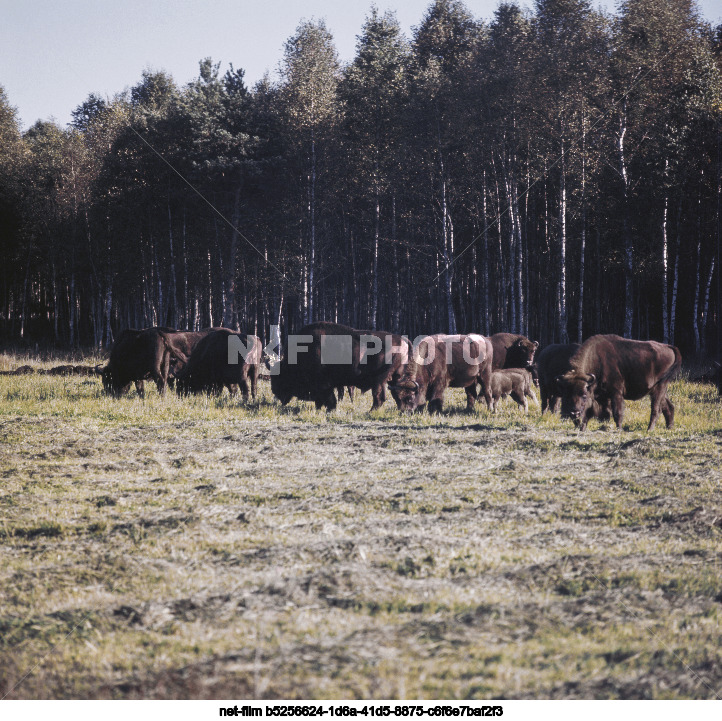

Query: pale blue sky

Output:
[2, 0, 720, 130]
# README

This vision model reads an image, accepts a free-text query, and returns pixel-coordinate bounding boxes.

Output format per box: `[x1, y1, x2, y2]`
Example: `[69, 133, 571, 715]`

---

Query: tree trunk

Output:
[701, 256, 715, 357]
[619, 106, 634, 338]
[168, 197, 177, 328]
[662, 168, 669, 343]
[577, 126, 587, 344]
[481, 169, 490, 336]
[308, 131, 316, 323]
[558, 137, 568, 343]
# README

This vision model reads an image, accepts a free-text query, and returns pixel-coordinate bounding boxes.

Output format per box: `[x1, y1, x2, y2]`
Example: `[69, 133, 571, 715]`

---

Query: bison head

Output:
[558, 372, 596, 424]
[101, 366, 117, 395]
[507, 338, 539, 371]
[270, 360, 296, 405]
[388, 377, 421, 412]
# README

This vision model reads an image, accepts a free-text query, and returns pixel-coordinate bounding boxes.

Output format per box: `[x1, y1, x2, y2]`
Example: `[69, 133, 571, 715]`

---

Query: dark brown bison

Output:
[488, 368, 536, 412]
[558, 334, 682, 431]
[389, 333, 493, 413]
[489, 333, 539, 373]
[535, 343, 612, 421]
[101, 327, 177, 397]
[175, 329, 262, 399]
[42, 365, 77, 376]
[0, 365, 35, 376]
[535, 343, 581, 414]
[713, 361, 722, 396]
[271, 322, 410, 411]
[102, 327, 222, 397]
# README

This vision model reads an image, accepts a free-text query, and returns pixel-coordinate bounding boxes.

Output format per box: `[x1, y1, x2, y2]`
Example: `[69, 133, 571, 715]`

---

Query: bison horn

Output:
[587, 373, 596, 385]
[714, 361, 721, 369]
[533, 340, 539, 348]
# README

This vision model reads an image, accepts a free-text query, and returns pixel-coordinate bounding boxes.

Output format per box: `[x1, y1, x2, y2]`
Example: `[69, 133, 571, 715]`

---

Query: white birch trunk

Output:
[558, 138, 568, 343]
[619, 106, 634, 338]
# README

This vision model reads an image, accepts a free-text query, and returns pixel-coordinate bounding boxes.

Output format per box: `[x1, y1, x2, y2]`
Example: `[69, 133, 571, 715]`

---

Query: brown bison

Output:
[175, 329, 262, 399]
[713, 361, 722, 396]
[489, 333, 539, 374]
[101, 327, 177, 397]
[0, 365, 35, 376]
[535, 343, 612, 421]
[535, 343, 581, 414]
[389, 333, 493, 413]
[557, 334, 681, 431]
[488, 368, 536, 412]
[271, 322, 410, 411]
[102, 327, 221, 397]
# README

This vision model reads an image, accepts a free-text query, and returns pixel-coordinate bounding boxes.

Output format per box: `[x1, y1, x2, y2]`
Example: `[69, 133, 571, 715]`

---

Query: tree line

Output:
[1, 0, 721, 358]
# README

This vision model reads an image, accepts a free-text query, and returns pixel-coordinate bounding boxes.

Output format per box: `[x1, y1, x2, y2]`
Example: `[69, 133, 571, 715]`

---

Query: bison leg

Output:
[428, 398, 443, 414]
[316, 388, 337, 411]
[250, 370, 258, 400]
[238, 379, 250, 401]
[427, 383, 445, 414]
[649, 386, 674, 430]
[662, 395, 675, 428]
[611, 392, 625, 429]
[370, 384, 385, 411]
[464, 384, 477, 411]
[511, 390, 527, 413]
[540, 385, 550, 414]
[135, 380, 145, 398]
[348, 386, 355, 403]
[478, 369, 493, 409]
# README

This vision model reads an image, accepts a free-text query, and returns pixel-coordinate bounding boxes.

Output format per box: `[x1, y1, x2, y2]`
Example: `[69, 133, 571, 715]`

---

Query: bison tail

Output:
[656, 345, 682, 387]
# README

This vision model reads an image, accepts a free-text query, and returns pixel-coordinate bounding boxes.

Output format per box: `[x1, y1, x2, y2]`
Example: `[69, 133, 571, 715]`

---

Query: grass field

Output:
[0, 354, 721, 699]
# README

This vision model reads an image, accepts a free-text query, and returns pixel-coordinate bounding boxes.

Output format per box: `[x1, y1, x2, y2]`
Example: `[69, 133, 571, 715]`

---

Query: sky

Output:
[2, 0, 721, 130]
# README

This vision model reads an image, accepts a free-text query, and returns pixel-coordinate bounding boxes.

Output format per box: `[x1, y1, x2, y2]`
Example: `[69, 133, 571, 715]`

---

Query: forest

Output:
[0, 0, 721, 358]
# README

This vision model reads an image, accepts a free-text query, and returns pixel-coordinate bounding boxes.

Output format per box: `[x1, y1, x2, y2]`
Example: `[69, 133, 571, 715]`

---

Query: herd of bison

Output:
[3, 322, 721, 431]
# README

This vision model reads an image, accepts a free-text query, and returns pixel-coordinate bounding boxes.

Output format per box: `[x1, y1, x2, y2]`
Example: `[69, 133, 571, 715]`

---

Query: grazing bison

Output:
[557, 334, 681, 431]
[0, 365, 35, 376]
[102, 327, 222, 397]
[536, 343, 581, 414]
[489, 333, 539, 374]
[175, 329, 262, 399]
[271, 322, 410, 411]
[101, 327, 177, 397]
[488, 368, 535, 412]
[389, 333, 493, 413]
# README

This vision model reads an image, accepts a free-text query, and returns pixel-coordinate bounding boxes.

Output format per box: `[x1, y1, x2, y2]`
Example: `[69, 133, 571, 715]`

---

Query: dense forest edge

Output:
[1, 0, 721, 360]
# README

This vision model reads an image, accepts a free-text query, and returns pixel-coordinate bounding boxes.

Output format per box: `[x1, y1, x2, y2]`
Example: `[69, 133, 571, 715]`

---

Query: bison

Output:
[557, 334, 681, 431]
[713, 361, 722, 396]
[271, 321, 410, 411]
[175, 329, 262, 399]
[488, 368, 536, 412]
[0, 365, 35, 376]
[101, 327, 177, 397]
[389, 333, 493, 413]
[535, 343, 581, 414]
[535, 343, 611, 420]
[489, 333, 539, 374]
[102, 327, 222, 397]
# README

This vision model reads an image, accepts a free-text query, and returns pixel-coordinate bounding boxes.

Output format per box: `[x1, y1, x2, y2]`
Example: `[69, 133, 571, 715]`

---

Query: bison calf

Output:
[489, 369, 534, 413]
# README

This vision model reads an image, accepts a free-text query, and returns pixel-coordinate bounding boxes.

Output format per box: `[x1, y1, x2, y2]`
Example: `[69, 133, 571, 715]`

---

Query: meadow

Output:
[0, 354, 721, 699]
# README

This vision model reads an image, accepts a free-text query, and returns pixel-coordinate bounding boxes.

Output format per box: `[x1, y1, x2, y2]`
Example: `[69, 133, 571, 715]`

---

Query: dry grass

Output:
[0, 358, 721, 699]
